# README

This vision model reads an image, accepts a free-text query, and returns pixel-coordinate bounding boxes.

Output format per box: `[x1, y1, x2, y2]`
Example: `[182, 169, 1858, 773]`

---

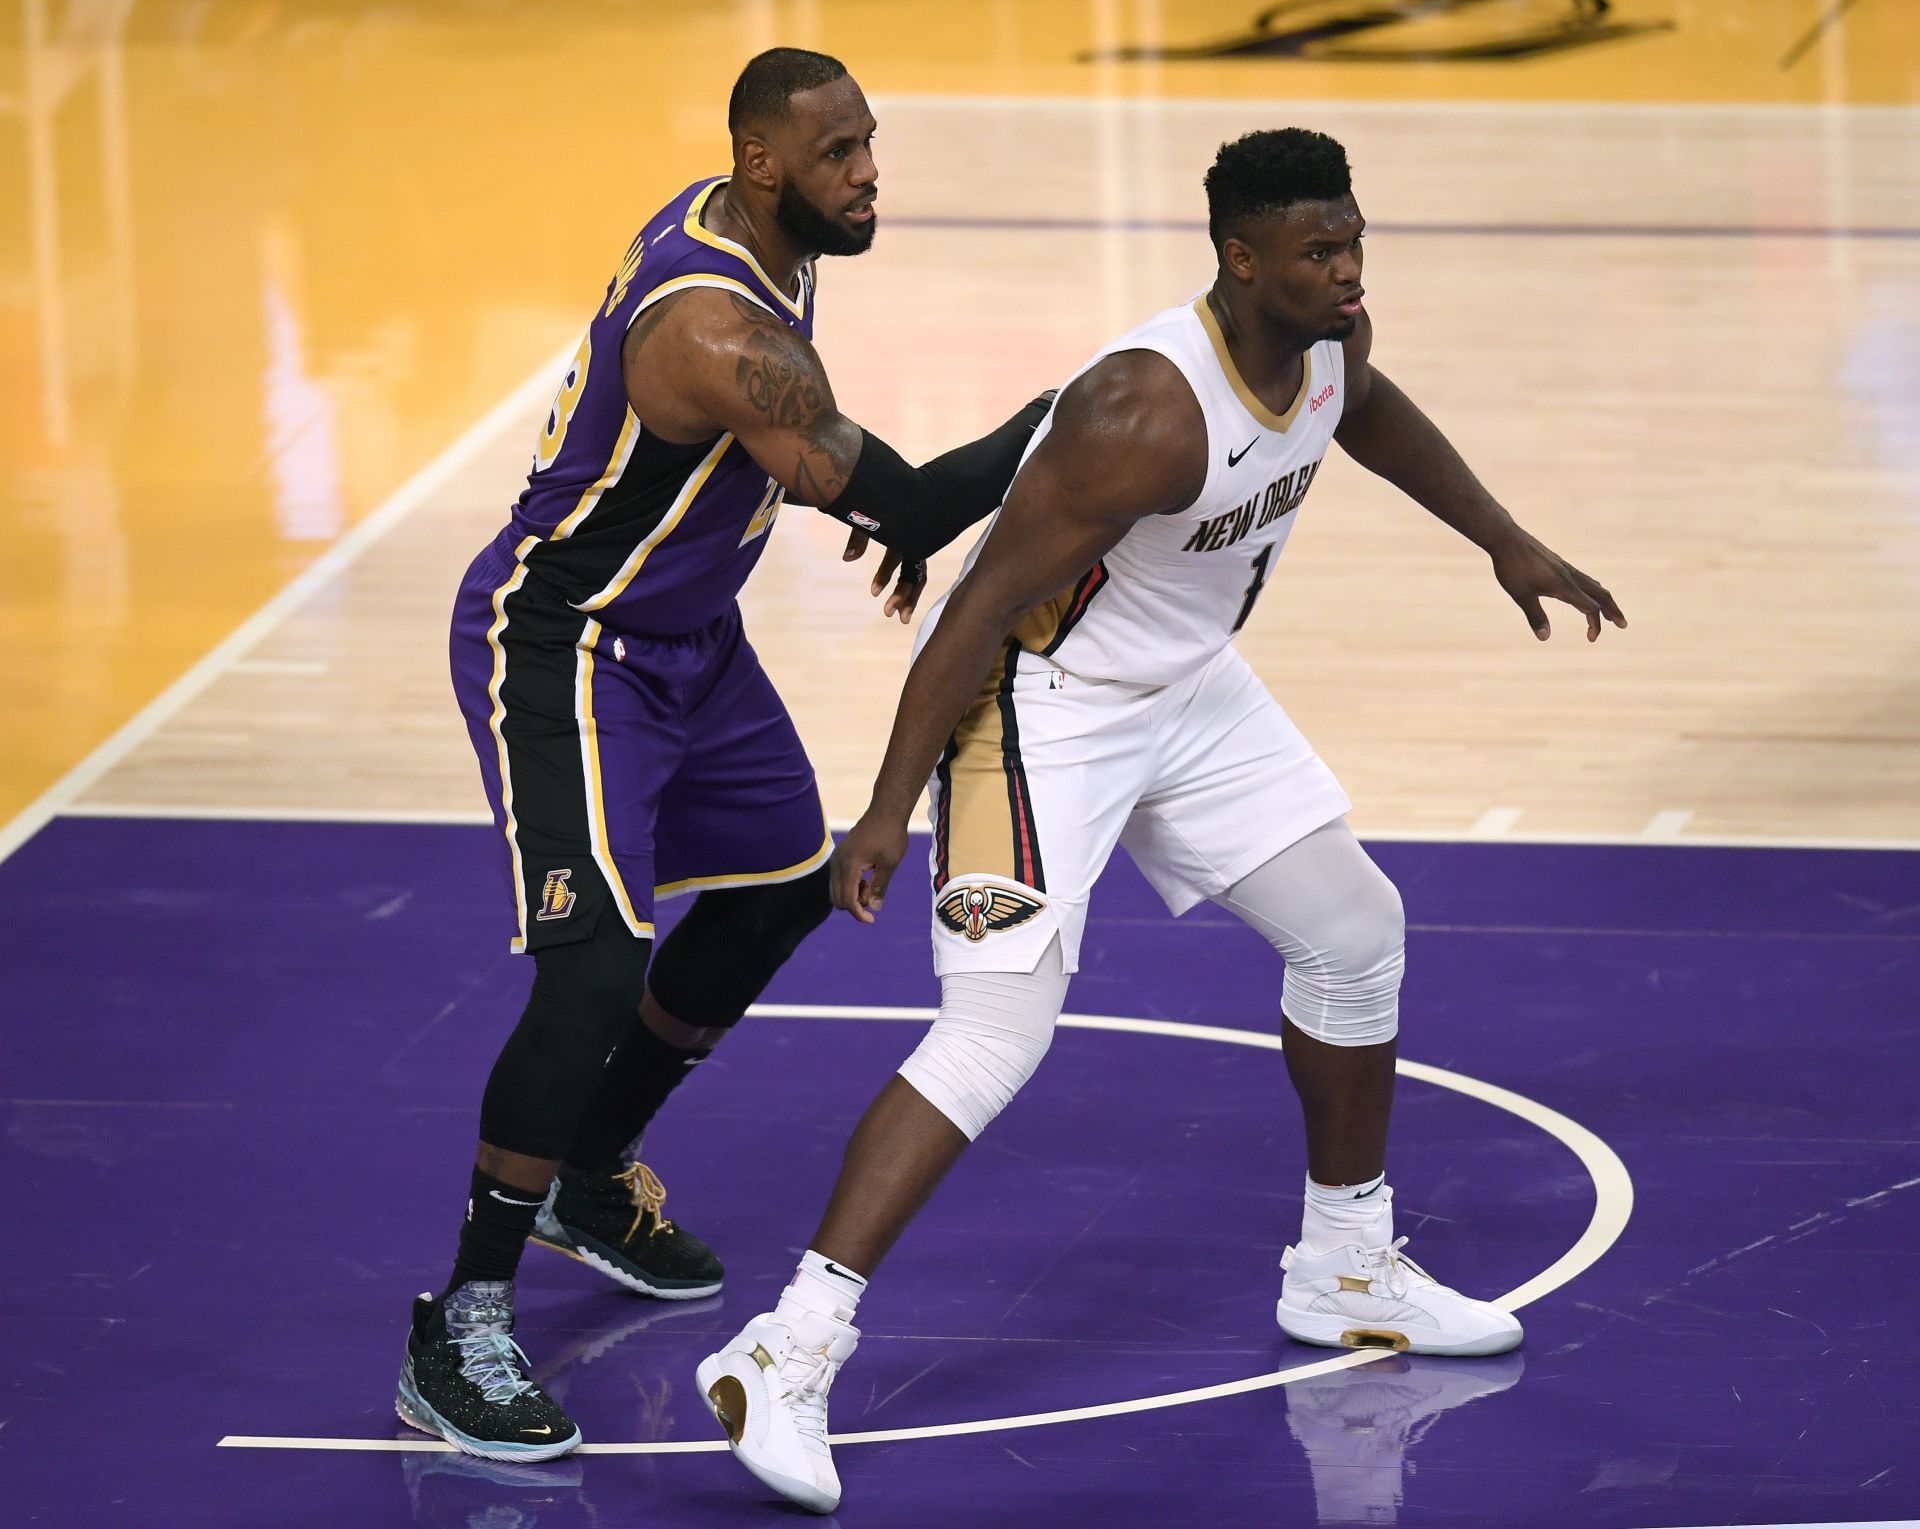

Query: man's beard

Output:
[774, 178, 875, 257]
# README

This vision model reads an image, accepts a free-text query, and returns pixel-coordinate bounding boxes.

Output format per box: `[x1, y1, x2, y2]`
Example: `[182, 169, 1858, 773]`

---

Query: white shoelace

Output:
[1359, 1236, 1436, 1297]
[779, 1345, 836, 1448]
[454, 1328, 538, 1405]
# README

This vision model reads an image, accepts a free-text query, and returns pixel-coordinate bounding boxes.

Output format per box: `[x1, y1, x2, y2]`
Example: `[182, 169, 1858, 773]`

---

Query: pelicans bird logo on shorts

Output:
[535, 869, 577, 922]
[936, 882, 1045, 942]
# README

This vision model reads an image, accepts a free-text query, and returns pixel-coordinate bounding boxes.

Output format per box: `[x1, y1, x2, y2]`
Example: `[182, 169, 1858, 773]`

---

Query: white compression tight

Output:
[896, 935, 1071, 1142]
[1213, 818, 1405, 1047]
[897, 819, 1404, 1140]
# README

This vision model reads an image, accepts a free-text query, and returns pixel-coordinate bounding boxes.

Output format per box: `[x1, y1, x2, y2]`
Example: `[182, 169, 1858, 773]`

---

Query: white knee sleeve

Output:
[1216, 820, 1405, 1047]
[896, 936, 1069, 1140]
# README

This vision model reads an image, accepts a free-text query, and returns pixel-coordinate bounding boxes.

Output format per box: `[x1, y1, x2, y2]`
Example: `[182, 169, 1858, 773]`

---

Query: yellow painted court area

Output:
[3, 0, 1918, 837]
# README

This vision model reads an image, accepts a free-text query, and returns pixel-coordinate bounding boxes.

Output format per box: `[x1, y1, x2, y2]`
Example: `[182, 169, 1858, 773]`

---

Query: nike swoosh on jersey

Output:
[1227, 437, 1258, 467]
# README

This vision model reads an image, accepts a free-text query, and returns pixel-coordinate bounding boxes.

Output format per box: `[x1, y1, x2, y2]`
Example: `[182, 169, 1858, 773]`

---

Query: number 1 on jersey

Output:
[1231, 544, 1274, 633]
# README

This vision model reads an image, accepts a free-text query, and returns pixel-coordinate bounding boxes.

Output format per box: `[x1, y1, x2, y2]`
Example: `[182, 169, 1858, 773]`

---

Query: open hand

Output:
[1490, 532, 1626, 642]
[841, 527, 927, 623]
[829, 809, 909, 923]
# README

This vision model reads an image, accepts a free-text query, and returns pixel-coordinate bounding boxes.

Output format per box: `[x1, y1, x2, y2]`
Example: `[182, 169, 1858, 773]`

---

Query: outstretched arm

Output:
[624, 290, 1048, 619]
[829, 350, 1208, 922]
[1335, 310, 1626, 642]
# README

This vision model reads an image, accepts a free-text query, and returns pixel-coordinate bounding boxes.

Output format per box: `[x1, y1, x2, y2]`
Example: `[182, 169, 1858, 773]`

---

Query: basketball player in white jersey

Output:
[697, 128, 1626, 1512]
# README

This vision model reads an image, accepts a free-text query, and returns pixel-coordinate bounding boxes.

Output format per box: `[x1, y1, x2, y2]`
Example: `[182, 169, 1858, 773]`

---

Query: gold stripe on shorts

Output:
[937, 644, 1046, 892]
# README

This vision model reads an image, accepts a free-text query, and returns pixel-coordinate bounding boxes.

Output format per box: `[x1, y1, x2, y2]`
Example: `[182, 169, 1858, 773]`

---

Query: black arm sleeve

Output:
[816, 393, 1053, 563]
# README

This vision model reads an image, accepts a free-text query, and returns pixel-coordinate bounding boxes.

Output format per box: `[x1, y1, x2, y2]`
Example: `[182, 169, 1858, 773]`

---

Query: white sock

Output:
[1301, 1172, 1391, 1254]
[774, 1248, 867, 1325]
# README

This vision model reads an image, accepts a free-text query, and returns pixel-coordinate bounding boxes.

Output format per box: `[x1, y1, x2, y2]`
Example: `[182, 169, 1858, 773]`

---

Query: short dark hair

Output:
[728, 48, 849, 135]
[1204, 129, 1353, 251]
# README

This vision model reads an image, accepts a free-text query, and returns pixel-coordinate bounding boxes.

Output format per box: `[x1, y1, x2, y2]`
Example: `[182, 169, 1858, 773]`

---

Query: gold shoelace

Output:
[615, 1160, 674, 1241]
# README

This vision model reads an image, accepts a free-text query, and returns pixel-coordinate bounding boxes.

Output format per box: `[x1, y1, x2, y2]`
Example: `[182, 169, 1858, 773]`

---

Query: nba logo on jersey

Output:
[535, 870, 577, 921]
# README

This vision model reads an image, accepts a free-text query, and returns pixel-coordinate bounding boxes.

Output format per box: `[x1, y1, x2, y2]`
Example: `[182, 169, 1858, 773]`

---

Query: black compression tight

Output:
[560, 867, 834, 1167]
[477, 867, 832, 1162]
[647, 865, 832, 1027]
[477, 917, 651, 1161]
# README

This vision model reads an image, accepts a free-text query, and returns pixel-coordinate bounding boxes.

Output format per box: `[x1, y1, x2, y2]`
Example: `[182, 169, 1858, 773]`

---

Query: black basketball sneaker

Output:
[529, 1160, 724, 1298]
[396, 1282, 581, 1461]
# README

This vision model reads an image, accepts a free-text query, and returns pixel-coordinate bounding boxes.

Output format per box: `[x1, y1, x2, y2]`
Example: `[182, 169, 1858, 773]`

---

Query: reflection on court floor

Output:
[3, 816, 1914, 1526]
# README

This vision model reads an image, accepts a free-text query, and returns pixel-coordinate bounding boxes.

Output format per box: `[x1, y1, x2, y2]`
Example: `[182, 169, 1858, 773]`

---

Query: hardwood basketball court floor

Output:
[2, 4, 1916, 1525]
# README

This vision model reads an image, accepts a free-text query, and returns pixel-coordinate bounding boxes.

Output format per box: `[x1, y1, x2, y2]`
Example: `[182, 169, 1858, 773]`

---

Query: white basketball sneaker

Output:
[697, 1308, 860, 1514]
[1278, 1234, 1522, 1357]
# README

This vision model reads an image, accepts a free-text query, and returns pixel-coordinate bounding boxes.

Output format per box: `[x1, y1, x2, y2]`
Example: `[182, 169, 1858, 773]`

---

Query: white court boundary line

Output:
[1663, 1522, 1920, 1529]
[0, 338, 578, 870]
[11, 265, 1915, 858]
[10, 102, 1917, 872]
[53, 802, 1920, 852]
[218, 1003, 1633, 1456]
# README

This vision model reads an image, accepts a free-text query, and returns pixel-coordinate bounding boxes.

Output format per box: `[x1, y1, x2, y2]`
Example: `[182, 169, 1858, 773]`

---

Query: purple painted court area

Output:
[3, 817, 1917, 1529]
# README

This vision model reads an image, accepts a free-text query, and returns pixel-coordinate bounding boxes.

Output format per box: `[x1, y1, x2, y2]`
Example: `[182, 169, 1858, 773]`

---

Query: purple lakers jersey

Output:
[487, 176, 815, 635]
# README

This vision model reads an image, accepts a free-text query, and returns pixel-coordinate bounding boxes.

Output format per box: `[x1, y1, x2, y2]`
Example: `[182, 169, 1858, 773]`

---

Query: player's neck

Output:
[706, 183, 808, 299]
[1206, 284, 1309, 413]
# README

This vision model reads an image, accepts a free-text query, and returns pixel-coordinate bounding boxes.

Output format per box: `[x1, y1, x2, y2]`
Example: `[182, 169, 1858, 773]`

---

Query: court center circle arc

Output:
[577, 1003, 1636, 1455]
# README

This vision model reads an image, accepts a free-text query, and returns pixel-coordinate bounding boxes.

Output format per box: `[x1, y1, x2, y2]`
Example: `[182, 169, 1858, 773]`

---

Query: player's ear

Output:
[1218, 233, 1258, 286]
[734, 130, 780, 192]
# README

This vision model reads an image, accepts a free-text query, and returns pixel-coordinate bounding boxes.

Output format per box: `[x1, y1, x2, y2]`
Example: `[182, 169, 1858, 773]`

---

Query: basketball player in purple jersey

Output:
[397, 49, 1053, 1460]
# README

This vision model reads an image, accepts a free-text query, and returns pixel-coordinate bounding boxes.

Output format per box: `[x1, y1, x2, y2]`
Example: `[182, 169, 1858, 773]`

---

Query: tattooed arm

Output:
[623, 289, 1050, 569]
[624, 288, 869, 503]
[618, 286, 933, 612]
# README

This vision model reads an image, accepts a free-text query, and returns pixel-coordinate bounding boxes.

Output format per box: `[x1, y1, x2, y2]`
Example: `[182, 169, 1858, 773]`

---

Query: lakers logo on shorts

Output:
[536, 869, 577, 921]
[936, 882, 1045, 943]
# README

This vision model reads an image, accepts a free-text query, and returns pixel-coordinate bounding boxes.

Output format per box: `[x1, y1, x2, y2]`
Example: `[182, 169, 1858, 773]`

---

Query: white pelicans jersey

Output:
[933, 293, 1346, 688]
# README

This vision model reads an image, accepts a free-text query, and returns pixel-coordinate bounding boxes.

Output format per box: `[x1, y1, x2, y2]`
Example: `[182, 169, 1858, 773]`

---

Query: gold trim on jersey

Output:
[574, 432, 734, 612]
[575, 618, 656, 941]
[683, 179, 808, 320]
[654, 825, 834, 900]
[551, 408, 641, 541]
[629, 272, 778, 325]
[1191, 296, 1314, 433]
[486, 538, 541, 952]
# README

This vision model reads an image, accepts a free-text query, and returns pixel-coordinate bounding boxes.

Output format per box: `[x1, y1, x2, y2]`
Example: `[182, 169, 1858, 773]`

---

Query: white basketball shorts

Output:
[926, 642, 1351, 976]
